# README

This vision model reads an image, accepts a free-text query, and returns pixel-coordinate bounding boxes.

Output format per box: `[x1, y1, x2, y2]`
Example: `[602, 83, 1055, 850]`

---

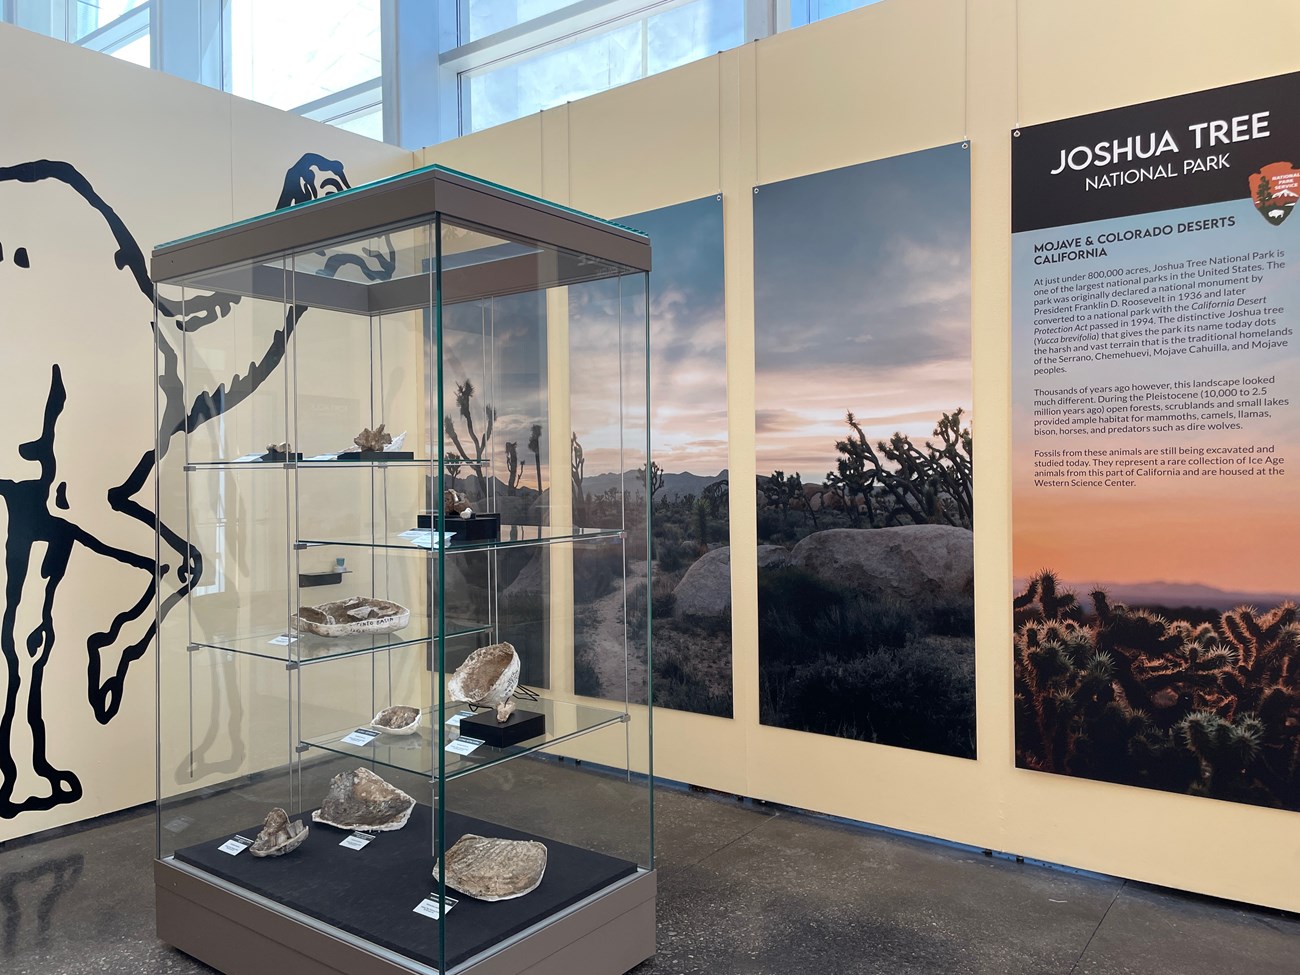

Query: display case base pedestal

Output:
[156, 858, 655, 975]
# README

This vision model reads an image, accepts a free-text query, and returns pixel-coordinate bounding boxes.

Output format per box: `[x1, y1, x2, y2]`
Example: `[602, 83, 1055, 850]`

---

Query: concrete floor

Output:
[3, 772, 1297, 975]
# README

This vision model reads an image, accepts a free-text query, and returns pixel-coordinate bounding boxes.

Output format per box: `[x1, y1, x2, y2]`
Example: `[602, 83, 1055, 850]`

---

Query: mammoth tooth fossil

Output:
[311, 768, 415, 832]
[447, 642, 521, 722]
[435, 834, 548, 901]
[249, 807, 309, 858]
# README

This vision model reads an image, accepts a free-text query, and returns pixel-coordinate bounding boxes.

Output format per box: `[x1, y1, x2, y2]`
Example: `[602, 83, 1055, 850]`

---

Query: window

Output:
[456, 0, 745, 135]
[68, 0, 147, 41]
[789, 0, 883, 29]
[227, 0, 382, 112]
[4, 0, 894, 147]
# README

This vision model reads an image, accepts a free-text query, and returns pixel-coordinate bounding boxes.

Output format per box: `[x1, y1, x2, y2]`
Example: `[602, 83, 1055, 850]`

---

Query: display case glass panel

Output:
[153, 165, 652, 975]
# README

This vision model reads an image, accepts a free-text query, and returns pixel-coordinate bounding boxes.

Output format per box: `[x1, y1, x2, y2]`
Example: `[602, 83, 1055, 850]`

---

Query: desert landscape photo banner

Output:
[569, 196, 731, 718]
[753, 143, 975, 758]
[1011, 71, 1300, 811]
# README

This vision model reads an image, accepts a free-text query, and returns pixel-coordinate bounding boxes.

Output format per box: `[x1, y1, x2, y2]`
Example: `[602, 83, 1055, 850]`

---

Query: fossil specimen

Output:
[249, 807, 308, 858]
[312, 768, 415, 832]
[435, 834, 547, 901]
[369, 704, 421, 735]
[293, 596, 410, 637]
[264, 442, 293, 458]
[353, 424, 393, 452]
[447, 642, 520, 722]
[444, 488, 475, 519]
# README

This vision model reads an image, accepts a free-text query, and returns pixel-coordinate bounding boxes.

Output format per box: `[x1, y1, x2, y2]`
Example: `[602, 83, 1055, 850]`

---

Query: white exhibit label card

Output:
[218, 835, 254, 856]
[267, 633, 297, 646]
[445, 710, 475, 727]
[341, 728, 381, 746]
[445, 736, 484, 756]
[233, 453, 263, 463]
[340, 831, 375, 850]
[413, 895, 458, 919]
[396, 529, 456, 549]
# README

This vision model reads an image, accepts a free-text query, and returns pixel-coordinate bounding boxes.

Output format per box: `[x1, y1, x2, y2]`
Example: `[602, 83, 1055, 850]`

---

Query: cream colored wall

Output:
[422, 0, 1300, 910]
[0, 24, 412, 843]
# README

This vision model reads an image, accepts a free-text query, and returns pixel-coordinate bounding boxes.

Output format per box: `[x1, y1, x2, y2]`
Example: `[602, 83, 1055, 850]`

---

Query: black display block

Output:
[259, 452, 303, 462]
[417, 511, 502, 542]
[336, 450, 416, 462]
[461, 709, 546, 747]
[174, 804, 636, 970]
[298, 570, 344, 588]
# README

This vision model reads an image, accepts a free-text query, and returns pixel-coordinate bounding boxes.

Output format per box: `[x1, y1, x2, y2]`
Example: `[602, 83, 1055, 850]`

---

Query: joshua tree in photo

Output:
[702, 478, 729, 518]
[444, 379, 495, 498]
[571, 432, 586, 520]
[761, 470, 815, 527]
[504, 441, 522, 495]
[828, 408, 972, 529]
[528, 423, 543, 498]
[636, 460, 665, 498]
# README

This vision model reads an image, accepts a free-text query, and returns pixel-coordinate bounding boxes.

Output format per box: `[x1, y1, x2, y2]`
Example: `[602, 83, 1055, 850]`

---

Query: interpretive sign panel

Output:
[1012, 72, 1300, 811]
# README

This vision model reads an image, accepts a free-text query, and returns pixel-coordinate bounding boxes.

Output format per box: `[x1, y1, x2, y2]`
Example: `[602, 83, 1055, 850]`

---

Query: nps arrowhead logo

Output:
[1249, 162, 1300, 225]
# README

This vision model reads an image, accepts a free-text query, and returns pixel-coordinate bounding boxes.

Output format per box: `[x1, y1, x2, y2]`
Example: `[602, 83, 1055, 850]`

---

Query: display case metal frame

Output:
[151, 163, 653, 975]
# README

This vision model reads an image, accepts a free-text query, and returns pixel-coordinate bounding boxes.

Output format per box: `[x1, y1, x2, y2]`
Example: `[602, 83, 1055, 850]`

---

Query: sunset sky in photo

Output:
[754, 143, 973, 484]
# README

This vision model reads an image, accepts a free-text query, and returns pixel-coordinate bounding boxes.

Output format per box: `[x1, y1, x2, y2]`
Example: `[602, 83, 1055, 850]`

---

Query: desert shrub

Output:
[573, 546, 624, 602]
[654, 656, 730, 717]
[757, 565, 976, 757]
[573, 645, 601, 698]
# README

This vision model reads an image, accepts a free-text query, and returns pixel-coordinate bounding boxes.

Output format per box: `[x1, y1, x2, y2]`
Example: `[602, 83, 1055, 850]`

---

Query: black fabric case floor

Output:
[174, 803, 637, 970]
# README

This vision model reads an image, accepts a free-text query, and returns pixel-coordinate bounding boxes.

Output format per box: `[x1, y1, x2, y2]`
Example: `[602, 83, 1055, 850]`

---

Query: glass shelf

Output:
[296, 524, 625, 553]
[184, 457, 435, 471]
[190, 617, 492, 666]
[301, 696, 627, 779]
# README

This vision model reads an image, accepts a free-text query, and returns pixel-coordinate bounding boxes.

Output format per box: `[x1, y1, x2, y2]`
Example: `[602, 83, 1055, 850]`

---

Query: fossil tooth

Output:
[370, 705, 421, 735]
[311, 768, 415, 832]
[447, 642, 520, 722]
[249, 807, 308, 857]
[435, 834, 547, 901]
[293, 596, 410, 637]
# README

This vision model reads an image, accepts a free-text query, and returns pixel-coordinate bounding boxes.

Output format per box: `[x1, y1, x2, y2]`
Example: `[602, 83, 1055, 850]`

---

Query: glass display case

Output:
[151, 165, 653, 975]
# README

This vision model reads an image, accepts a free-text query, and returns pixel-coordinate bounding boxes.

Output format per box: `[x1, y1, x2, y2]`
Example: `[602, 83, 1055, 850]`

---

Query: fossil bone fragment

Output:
[444, 488, 475, 518]
[249, 807, 308, 857]
[312, 768, 415, 832]
[447, 642, 520, 722]
[369, 704, 421, 735]
[435, 834, 548, 901]
[353, 424, 393, 452]
[292, 596, 410, 637]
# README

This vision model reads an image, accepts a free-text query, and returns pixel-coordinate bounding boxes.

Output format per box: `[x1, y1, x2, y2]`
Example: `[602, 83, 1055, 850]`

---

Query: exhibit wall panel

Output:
[0, 24, 412, 842]
[421, 0, 1300, 911]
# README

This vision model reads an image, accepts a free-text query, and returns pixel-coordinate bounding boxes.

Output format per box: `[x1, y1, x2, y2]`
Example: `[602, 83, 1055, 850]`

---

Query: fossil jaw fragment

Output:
[293, 596, 410, 638]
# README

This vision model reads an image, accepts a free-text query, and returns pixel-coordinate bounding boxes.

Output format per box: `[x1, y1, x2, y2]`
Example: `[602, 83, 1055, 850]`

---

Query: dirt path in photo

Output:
[584, 562, 648, 704]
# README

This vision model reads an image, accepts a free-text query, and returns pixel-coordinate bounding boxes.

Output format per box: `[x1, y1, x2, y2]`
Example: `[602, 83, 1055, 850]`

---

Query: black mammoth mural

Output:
[0, 153, 381, 821]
